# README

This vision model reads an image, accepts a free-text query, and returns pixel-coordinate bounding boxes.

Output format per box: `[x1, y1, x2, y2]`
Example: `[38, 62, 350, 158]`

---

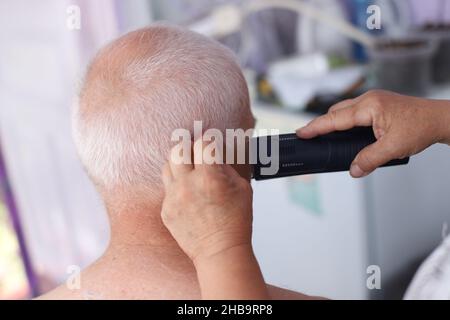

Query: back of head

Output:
[73, 25, 251, 205]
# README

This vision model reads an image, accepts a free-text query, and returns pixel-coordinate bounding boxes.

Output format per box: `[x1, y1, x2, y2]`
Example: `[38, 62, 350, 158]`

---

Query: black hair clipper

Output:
[252, 127, 409, 181]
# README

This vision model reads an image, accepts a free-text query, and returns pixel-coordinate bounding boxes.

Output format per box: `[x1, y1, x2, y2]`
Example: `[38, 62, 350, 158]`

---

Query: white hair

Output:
[72, 25, 251, 200]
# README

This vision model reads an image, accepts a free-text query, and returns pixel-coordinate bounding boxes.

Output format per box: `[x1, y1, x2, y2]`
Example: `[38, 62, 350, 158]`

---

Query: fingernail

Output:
[350, 164, 365, 178]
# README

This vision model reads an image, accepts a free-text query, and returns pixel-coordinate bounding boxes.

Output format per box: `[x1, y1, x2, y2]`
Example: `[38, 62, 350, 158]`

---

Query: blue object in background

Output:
[346, 0, 383, 62]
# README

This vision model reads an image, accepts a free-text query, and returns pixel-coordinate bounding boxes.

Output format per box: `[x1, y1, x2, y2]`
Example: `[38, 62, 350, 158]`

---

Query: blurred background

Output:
[1, 0, 450, 300]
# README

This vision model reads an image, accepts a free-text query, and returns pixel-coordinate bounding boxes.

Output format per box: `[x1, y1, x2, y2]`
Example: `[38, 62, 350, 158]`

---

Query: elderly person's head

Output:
[72, 25, 253, 211]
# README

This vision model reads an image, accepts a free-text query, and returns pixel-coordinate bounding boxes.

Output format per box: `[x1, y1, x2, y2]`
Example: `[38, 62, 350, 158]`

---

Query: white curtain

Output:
[0, 0, 152, 296]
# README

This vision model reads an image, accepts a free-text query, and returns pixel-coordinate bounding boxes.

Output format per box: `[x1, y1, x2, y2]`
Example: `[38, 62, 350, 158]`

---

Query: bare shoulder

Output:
[266, 284, 325, 300]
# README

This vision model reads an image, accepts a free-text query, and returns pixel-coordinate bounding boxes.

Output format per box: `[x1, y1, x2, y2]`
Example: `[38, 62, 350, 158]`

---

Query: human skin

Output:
[37, 121, 312, 300]
[161, 138, 269, 300]
[160, 90, 450, 300]
[297, 90, 450, 178]
[36, 100, 311, 300]
[37, 25, 315, 300]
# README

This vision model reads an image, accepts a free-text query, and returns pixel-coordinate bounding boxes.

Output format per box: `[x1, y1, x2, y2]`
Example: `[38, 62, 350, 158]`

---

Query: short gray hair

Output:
[72, 25, 251, 200]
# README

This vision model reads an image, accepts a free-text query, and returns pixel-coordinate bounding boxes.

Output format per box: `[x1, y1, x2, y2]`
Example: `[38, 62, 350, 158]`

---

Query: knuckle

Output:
[329, 99, 349, 112]
[361, 90, 374, 101]
[212, 178, 226, 192]
[372, 101, 384, 114]
[365, 89, 383, 98]
[204, 168, 218, 180]
[364, 91, 385, 111]
[327, 110, 339, 129]
[238, 178, 252, 193]
[348, 106, 358, 119]
[205, 174, 225, 193]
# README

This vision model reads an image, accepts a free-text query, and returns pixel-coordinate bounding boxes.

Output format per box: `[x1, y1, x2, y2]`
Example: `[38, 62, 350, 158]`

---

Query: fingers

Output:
[350, 137, 397, 178]
[162, 163, 173, 188]
[297, 94, 371, 138]
[297, 105, 373, 139]
[193, 137, 206, 167]
[296, 99, 354, 139]
[193, 137, 223, 171]
[166, 136, 237, 181]
[328, 98, 355, 112]
[169, 142, 194, 178]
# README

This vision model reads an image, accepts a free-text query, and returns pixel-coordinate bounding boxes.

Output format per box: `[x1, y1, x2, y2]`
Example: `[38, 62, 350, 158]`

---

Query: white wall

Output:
[369, 144, 450, 299]
[252, 173, 369, 299]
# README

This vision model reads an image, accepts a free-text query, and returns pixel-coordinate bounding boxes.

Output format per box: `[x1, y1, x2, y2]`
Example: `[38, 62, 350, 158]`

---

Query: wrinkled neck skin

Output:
[108, 201, 178, 249]
[102, 186, 181, 249]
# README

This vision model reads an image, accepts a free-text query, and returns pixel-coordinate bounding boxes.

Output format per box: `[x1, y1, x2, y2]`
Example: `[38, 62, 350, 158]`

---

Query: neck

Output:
[105, 200, 191, 266]
[77, 196, 200, 299]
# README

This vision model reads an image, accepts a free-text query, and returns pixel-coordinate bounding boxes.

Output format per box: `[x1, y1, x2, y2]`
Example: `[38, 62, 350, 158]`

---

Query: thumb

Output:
[350, 138, 397, 178]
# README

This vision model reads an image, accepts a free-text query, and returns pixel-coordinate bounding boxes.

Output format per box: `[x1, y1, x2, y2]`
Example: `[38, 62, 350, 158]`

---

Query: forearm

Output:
[434, 99, 450, 145]
[194, 244, 270, 300]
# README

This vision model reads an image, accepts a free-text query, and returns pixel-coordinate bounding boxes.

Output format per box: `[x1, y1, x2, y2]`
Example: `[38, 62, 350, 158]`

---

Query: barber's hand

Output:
[160, 138, 253, 265]
[161, 138, 269, 300]
[297, 90, 450, 178]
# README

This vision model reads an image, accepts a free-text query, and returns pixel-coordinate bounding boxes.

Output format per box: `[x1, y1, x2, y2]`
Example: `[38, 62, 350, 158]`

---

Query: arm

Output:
[297, 90, 450, 177]
[439, 101, 450, 146]
[161, 138, 269, 300]
[194, 244, 269, 300]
